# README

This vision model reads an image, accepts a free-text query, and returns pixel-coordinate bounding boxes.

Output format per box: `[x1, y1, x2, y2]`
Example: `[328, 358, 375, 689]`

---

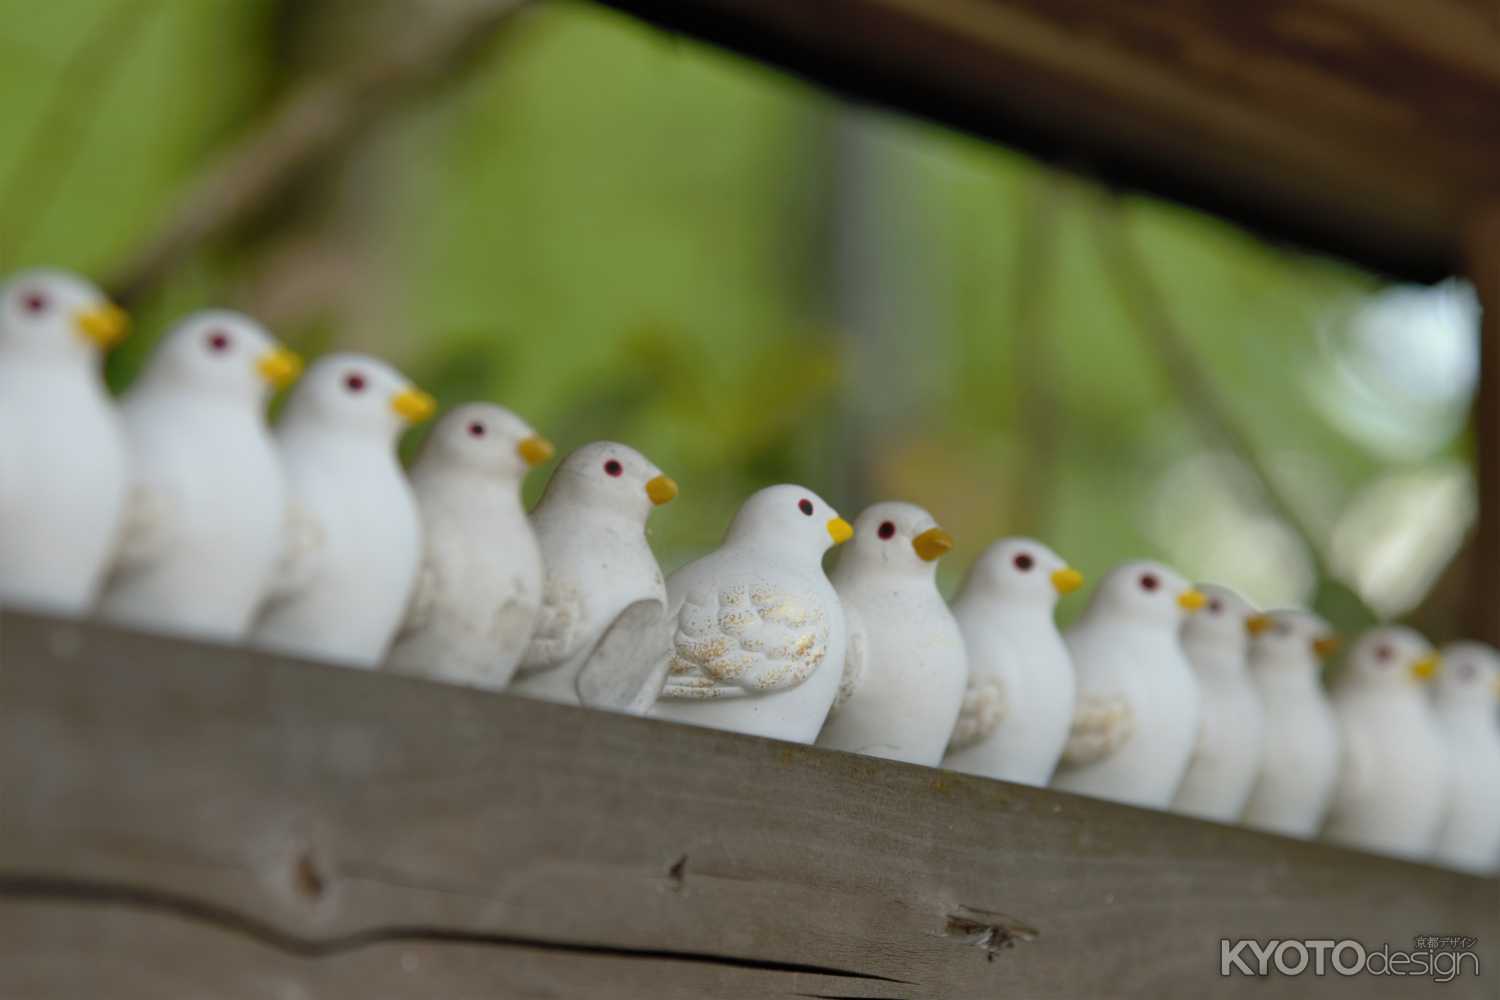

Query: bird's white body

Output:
[1323, 627, 1449, 861]
[1431, 643, 1500, 874]
[511, 442, 672, 707]
[817, 502, 966, 766]
[0, 271, 129, 615]
[651, 485, 849, 743]
[1051, 562, 1202, 809]
[99, 312, 293, 641]
[1169, 585, 1266, 823]
[942, 539, 1079, 785]
[1241, 612, 1340, 838]
[250, 354, 430, 669]
[386, 405, 548, 688]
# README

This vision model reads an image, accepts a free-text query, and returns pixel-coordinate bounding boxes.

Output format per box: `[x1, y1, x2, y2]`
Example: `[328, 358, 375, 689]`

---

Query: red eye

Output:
[1375, 644, 1393, 663]
[1140, 573, 1159, 592]
[344, 372, 366, 393]
[877, 521, 896, 539]
[206, 330, 231, 353]
[1014, 553, 1034, 571]
[467, 422, 485, 438]
[798, 499, 814, 516]
[21, 290, 48, 314]
[1458, 663, 1476, 681]
[1209, 598, 1223, 613]
[604, 459, 623, 477]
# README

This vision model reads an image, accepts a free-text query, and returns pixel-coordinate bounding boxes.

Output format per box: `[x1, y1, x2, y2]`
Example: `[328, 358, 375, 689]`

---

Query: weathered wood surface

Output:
[598, 0, 1500, 281]
[0, 610, 1494, 998]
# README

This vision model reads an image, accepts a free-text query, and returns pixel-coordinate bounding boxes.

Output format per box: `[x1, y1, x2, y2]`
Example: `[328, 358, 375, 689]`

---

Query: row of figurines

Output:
[2, 268, 1497, 878]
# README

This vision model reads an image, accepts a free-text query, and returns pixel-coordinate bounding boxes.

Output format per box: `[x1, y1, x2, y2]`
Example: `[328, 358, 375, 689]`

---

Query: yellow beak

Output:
[646, 474, 678, 506]
[1492, 676, 1500, 699]
[827, 517, 853, 545]
[391, 387, 436, 423]
[256, 347, 303, 389]
[516, 435, 555, 467]
[1050, 567, 1084, 595]
[1410, 654, 1439, 682]
[1177, 589, 1207, 612]
[911, 526, 953, 562]
[1246, 614, 1272, 636]
[74, 303, 129, 349]
[1313, 635, 1340, 659]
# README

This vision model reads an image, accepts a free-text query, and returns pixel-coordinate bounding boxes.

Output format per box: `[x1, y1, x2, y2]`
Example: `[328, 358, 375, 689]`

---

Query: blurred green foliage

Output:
[0, 0, 1472, 633]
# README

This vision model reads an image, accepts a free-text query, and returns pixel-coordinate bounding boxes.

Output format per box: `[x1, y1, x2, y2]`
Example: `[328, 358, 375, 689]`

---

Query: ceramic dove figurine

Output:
[942, 538, 1082, 785]
[0, 269, 131, 615]
[1168, 584, 1267, 823]
[99, 311, 301, 641]
[510, 441, 676, 709]
[1431, 641, 1500, 874]
[650, 485, 852, 742]
[385, 403, 552, 689]
[1241, 611, 1341, 838]
[249, 354, 434, 668]
[815, 502, 966, 766]
[1322, 627, 1450, 861]
[1050, 561, 1205, 809]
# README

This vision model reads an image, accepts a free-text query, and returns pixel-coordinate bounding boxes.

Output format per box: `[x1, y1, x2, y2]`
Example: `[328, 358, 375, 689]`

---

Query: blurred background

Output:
[0, 0, 1481, 632]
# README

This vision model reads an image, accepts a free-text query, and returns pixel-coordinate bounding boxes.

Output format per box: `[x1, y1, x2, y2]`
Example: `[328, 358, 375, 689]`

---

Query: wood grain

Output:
[0, 610, 1494, 998]
[596, 0, 1500, 280]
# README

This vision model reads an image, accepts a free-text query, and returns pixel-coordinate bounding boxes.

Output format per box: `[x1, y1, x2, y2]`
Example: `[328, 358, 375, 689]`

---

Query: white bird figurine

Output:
[98, 311, 301, 641]
[1322, 626, 1449, 861]
[1431, 641, 1500, 874]
[1168, 584, 1267, 823]
[650, 484, 852, 742]
[384, 403, 552, 689]
[0, 269, 130, 614]
[1050, 561, 1205, 809]
[815, 502, 965, 766]
[249, 353, 434, 668]
[942, 538, 1083, 785]
[510, 441, 676, 708]
[1240, 610, 1341, 838]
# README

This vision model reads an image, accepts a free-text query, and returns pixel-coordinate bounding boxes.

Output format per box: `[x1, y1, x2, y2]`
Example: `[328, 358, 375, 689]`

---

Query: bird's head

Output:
[1343, 626, 1438, 691]
[1248, 610, 1339, 671]
[136, 310, 300, 406]
[1082, 560, 1203, 629]
[536, 441, 675, 523]
[961, 536, 1081, 608]
[1181, 583, 1258, 652]
[0, 269, 128, 366]
[417, 402, 551, 482]
[1435, 641, 1500, 706]
[279, 352, 433, 443]
[835, 501, 952, 580]
[722, 484, 849, 563]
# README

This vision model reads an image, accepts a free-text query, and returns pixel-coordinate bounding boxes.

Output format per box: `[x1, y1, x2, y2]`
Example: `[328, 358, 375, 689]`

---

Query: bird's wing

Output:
[1057, 692, 1135, 768]
[947, 674, 1007, 752]
[827, 601, 868, 713]
[575, 598, 673, 713]
[517, 576, 590, 674]
[268, 499, 326, 600]
[109, 482, 180, 573]
[397, 561, 440, 637]
[660, 580, 830, 700]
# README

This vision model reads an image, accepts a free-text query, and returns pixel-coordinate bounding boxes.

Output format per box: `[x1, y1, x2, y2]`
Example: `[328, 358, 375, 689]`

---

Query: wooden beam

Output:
[0, 611, 1493, 998]
[1465, 206, 1500, 645]
[596, 0, 1500, 282]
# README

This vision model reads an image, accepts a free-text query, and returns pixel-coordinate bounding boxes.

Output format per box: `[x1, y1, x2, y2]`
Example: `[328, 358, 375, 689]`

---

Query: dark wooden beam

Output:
[0, 611, 1493, 998]
[1465, 206, 1500, 645]
[596, 0, 1500, 282]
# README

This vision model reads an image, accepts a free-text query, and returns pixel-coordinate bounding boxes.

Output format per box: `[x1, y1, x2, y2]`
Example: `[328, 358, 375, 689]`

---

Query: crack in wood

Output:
[943, 906, 1039, 961]
[0, 873, 914, 985]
